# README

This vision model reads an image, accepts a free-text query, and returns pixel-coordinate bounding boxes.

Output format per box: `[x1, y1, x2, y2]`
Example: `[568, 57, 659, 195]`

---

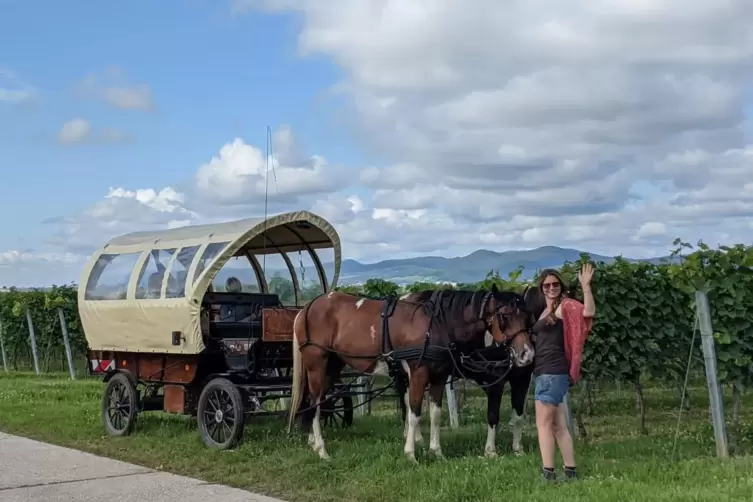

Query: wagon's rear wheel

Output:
[321, 394, 354, 429]
[197, 378, 245, 450]
[102, 372, 138, 437]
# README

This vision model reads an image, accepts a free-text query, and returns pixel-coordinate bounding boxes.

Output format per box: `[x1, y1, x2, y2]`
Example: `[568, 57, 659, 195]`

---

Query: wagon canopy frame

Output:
[78, 210, 341, 355]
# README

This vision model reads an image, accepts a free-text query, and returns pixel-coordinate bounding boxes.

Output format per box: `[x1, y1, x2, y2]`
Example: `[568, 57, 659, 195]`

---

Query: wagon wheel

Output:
[321, 394, 354, 429]
[197, 378, 245, 450]
[101, 372, 138, 437]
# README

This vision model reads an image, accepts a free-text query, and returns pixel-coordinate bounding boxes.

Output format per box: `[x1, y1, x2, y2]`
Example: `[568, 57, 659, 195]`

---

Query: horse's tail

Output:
[288, 293, 326, 433]
[288, 304, 308, 433]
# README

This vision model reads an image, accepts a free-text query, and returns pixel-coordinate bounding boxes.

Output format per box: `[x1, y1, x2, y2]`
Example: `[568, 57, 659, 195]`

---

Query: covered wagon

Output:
[79, 210, 358, 449]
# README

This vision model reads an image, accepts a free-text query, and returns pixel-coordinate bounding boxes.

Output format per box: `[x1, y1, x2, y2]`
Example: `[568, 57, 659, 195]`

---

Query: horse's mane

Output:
[413, 289, 525, 336]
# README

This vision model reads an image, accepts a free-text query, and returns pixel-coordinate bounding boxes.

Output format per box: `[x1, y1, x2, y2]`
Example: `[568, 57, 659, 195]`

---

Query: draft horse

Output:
[288, 285, 530, 462]
[400, 288, 536, 457]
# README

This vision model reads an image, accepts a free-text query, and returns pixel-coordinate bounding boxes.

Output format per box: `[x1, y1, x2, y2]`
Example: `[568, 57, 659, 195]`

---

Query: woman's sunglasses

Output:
[542, 281, 560, 290]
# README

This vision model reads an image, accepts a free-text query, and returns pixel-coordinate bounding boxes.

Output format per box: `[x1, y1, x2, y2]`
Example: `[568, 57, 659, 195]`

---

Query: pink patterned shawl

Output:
[560, 297, 593, 384]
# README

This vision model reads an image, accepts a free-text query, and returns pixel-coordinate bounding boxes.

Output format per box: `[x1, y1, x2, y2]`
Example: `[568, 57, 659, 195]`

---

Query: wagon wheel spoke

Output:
[221, 421, 233, 438]
[208, 393, 221, 413]
[207, 420, 219, 442]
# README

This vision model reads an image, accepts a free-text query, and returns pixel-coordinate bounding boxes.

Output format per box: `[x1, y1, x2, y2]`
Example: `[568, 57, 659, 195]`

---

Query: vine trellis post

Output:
[445, 377, 459, 428]
[695, 290, 728, 458]
[25, 307, 40, 375]
[0, 317, 8, 372]
[57, 308, 76, 380]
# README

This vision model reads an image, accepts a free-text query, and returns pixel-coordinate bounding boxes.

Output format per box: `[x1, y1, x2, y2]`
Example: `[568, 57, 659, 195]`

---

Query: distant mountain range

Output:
[216, 245, 675, 287]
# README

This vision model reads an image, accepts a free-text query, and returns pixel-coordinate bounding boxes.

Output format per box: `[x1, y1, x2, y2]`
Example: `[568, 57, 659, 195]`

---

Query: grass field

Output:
[1, 372, 752, 502]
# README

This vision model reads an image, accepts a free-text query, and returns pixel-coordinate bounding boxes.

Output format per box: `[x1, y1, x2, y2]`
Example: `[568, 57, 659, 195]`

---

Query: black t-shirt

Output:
[532, 316, 569, 376]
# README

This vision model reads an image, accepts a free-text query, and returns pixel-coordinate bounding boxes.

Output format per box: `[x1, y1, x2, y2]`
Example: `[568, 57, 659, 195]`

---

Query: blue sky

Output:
[0, 0, 365, 250]
[2, 1, 752, 287]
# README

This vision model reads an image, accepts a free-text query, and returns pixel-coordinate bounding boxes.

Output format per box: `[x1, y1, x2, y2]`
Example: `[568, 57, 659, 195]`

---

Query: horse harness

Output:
[298, 291, 524, 379]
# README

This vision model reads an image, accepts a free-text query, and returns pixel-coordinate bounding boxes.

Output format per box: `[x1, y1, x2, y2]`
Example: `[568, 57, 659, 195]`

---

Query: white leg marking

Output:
[484, 330, 493, 347]
[484, 424, 497, 458]
[355, 298, 365, 309]
[311, 399, 330, 460]
[400, 362, 423, 444]
[327, 291, 334, 298]
[399, 293, 411, 300]
[403, 391, 409, 438]
[510, 410, 525, 455]
[429, 400, 443, 457]
[404, 411, 420, 463]
[370, 324, 376, 342]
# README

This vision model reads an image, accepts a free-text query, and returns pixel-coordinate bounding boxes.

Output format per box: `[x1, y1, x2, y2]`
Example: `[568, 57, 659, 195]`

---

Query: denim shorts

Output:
[534, 374, 569, 405]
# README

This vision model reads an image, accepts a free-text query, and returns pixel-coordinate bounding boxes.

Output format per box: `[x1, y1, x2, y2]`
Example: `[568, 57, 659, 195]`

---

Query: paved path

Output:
[0, 432, 287, 502]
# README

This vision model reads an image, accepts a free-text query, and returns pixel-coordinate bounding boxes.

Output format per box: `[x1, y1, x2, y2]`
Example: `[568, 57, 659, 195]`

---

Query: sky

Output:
[1, 0, 753, 287]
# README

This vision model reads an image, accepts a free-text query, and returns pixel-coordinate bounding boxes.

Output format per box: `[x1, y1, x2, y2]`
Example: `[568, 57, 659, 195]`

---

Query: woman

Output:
[531, 263, 595, 481]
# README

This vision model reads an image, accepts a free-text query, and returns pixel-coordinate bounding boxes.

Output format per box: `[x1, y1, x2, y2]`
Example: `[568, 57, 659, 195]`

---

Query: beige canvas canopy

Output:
[78, 210, 342, 354]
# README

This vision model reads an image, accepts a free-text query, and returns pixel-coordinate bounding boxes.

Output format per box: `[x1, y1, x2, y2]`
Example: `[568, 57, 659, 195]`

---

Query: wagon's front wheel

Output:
[197, 378, 245, 450]
[102, 372, 138, 437]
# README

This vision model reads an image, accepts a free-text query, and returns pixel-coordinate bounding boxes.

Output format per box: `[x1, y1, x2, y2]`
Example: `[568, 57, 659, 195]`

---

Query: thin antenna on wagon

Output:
[262, 125, 279, 282]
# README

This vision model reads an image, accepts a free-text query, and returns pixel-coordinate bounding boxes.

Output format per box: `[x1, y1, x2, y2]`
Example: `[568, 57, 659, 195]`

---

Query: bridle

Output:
[481, 293, 531, 347]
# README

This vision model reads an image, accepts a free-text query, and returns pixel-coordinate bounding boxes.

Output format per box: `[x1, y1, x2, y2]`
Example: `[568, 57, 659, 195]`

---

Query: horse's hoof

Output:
[318, 451, 331, 461]
[484, 450, 498, 459]
[513, 449, 524, 457]
[430, 448, 444, 458]
[405, 452, 418, 464]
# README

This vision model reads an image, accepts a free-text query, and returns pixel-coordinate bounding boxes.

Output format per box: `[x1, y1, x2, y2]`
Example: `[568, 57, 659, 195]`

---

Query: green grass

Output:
[1, 372, 752, 502]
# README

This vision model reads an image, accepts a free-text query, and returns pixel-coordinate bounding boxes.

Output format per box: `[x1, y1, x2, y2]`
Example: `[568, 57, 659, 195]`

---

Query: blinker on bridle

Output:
[481, 293, 529, 346]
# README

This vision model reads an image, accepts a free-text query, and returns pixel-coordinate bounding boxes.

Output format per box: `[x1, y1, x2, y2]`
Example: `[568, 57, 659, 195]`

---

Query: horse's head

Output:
[484, 284, 534, 367]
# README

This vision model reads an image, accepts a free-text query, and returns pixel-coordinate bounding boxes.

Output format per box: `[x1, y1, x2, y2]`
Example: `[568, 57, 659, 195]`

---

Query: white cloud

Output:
[636, 222, 668, 239]
[78, 66, 155, 111]
[194, 126, 352, 206]
[57, 118, 131, 145]
[0, 251, 85, 288]
[0, 69, 36, 105]
[57, 118, 92, 144]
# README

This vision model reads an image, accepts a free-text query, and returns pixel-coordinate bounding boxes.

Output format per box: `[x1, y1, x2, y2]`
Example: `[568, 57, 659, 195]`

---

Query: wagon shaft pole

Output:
[58, 308, 76, 380]
[25, 307, 40, 375]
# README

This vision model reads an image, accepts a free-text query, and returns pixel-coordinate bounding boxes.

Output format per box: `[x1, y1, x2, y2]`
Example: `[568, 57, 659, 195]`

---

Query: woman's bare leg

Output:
[554, 403, 576, 467]
[535, 400, 557, 469]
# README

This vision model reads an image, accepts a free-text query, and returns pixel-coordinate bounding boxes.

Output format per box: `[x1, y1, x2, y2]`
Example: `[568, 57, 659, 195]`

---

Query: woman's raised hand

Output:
[578, 263, 594, 288]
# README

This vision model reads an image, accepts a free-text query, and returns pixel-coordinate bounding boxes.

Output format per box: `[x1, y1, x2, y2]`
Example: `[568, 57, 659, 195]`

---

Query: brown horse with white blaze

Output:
[287, 286, 530, 462]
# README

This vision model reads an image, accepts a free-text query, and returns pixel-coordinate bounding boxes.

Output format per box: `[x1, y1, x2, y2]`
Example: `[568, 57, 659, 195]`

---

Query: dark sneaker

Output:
[541, 467, 556, 482]
[564, 466, 578, 480]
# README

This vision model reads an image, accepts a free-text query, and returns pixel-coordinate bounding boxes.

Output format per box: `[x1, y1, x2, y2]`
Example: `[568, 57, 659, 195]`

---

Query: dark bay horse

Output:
[288, 286, 530, 462]
[400, 289, 535, 457]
